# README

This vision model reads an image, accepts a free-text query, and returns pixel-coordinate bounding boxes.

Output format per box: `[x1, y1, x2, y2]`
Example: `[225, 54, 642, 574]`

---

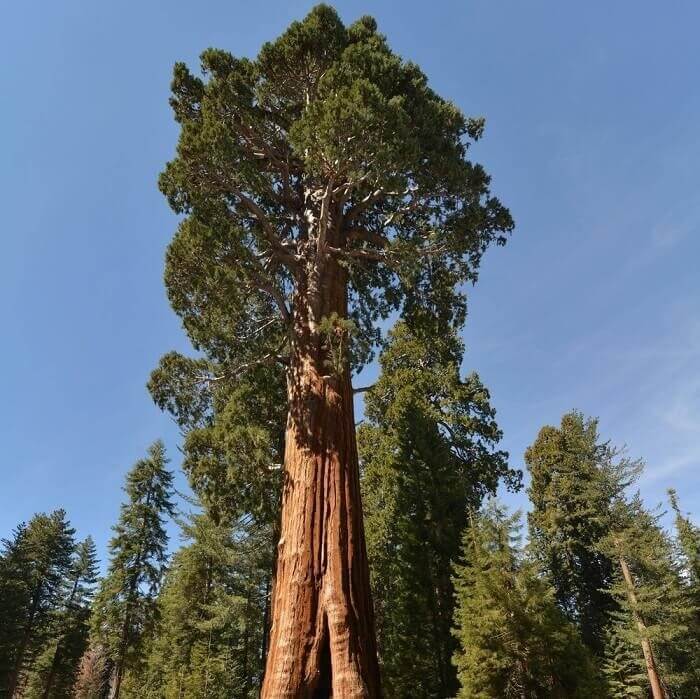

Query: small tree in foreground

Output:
[158, 5, 512, 694]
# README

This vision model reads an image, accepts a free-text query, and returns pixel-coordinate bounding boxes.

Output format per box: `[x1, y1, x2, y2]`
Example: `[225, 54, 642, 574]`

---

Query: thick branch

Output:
[232, 190, 301, 267]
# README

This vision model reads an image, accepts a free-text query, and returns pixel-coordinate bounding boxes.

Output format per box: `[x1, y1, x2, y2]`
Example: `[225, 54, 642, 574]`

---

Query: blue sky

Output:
[1, 1, 698, 560]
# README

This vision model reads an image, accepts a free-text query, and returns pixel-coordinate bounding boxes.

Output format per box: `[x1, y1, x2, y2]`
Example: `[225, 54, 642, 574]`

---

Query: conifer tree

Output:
[358, 321, 518, 697]
[73, 644, 111, 699]
[601, 620, 647, 698]
[452, 502, 600, 698]
[157, 5, 512, 693]
[90, 441, 175, 699]
[525, 411, 638, 654]
[135, 509, 273, 699]
[0, 510, 76, 697]
[0, 523, 31, 688]
[24, 536, 99, 698]
[148, 345, 285, 696]
[669, 488, 700, 616]
[599, 495, 700, 698]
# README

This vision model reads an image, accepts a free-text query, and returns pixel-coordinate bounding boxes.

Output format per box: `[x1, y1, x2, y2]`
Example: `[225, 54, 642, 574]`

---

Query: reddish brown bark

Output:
[261, 260, 381, 698]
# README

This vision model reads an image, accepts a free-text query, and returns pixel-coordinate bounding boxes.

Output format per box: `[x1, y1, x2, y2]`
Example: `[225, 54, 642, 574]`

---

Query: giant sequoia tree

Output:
[159, 5, 512, 695]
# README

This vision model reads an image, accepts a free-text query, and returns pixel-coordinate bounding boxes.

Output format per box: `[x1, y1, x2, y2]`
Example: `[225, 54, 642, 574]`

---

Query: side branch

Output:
[232, 190, 301, 268]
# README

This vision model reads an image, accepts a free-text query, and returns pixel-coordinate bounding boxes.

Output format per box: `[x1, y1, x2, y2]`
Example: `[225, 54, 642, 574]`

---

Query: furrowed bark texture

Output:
[261, 258, 381, 698]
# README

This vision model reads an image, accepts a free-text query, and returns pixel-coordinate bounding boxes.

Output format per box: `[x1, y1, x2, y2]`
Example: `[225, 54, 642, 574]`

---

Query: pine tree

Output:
[669, 489, 700, 616]
[0, 510, 76, 697]
[90, 441, 175, 699]
[0, 523, 31, 688]
[452, 502, 600, 698]
[158, 5, 512, 694]
[525, 411, 639, 654]
[599, 495, 700, 698]
[136, 510, 273, 699]
[23, 536, 99, 698]
[358, 321, 518, 697]
[601, 619, 647, 698]
[148, 352, 285, 697]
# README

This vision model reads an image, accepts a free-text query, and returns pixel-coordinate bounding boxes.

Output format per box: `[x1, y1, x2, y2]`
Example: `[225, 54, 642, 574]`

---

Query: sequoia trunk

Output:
[261, 259, 381, 698]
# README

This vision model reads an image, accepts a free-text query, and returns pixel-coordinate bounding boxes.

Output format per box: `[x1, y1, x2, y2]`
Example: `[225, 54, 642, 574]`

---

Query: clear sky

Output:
[2, 1, 698, 560]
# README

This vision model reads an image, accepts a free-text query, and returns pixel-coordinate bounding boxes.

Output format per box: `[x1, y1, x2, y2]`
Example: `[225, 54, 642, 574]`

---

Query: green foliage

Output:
[669, 489, 700, 611]
[359, 321, 519, 697]
[601, 620, 647, 698]
[133, 509, 272, 698]
[318, 311, 357, 375]
[599, 495, 700, 697]
[525, 411, 641, 654]
[0, 509, 76, 695]
[158, 3, 512, 381]
[90, 441, 175, 692]
[23, 536, 99, 698]
[452, 502, 601, 698]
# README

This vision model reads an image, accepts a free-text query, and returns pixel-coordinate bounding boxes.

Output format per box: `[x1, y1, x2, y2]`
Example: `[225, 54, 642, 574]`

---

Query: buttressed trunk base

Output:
[261, 268, 381, 698]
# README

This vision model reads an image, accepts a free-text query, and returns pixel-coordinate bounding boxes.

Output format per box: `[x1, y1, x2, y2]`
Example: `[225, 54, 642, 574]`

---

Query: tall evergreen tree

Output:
[135, 509, 272, 699]
[24, 536, 99, 698]
[90, 441, 175, 699]
[0, 510, 75, 697]
[452, 502, 600, 698]
[599, 495, 700, 698]
[669, 488, 700, 614]
[0, 523, 31, 688]
[525, 411, 638, 654]
[158, 5, 512, 694]
[358, 320, 518, 697]
[148, 356, 286, 697]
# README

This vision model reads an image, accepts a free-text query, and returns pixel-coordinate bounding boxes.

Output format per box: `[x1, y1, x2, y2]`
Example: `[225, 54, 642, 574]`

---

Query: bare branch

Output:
[346, 227, 390, 249]
[352, 384, 375, 394]
[326, 245, 387, 264]
[345, 188, 384, 223]
[232, 190, 301, 267]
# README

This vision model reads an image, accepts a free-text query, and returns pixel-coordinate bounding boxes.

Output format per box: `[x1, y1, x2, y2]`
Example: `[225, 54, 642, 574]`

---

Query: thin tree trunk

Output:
[261, 258, 380, 698]
[617, 551, 665, 699]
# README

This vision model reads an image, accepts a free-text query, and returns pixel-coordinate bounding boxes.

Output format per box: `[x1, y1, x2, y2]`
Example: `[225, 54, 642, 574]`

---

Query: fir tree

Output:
[669, 488, 700, 617]
[525, 411, 639, 654]
[0, 510, 75, 697]
[157, 5, 512, 693]
[23, 536, 99, 698]
[90, 441, 175, 699]
[0, 523, 31, 689]
[601, 619, 647, 698]
[599, 495, 700, 698]
[358, 321, 518, 697]
[136, 509, 272, 699]
[452, 502, 600, 698]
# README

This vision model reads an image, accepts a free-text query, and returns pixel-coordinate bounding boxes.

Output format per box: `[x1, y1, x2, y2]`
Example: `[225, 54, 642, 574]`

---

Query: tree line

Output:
[2, 384, 699, 697]
[2, 4, 699, 697]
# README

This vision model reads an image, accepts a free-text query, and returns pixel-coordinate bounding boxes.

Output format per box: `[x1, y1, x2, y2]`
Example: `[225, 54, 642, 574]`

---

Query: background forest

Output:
[2, 2, 700, 698]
